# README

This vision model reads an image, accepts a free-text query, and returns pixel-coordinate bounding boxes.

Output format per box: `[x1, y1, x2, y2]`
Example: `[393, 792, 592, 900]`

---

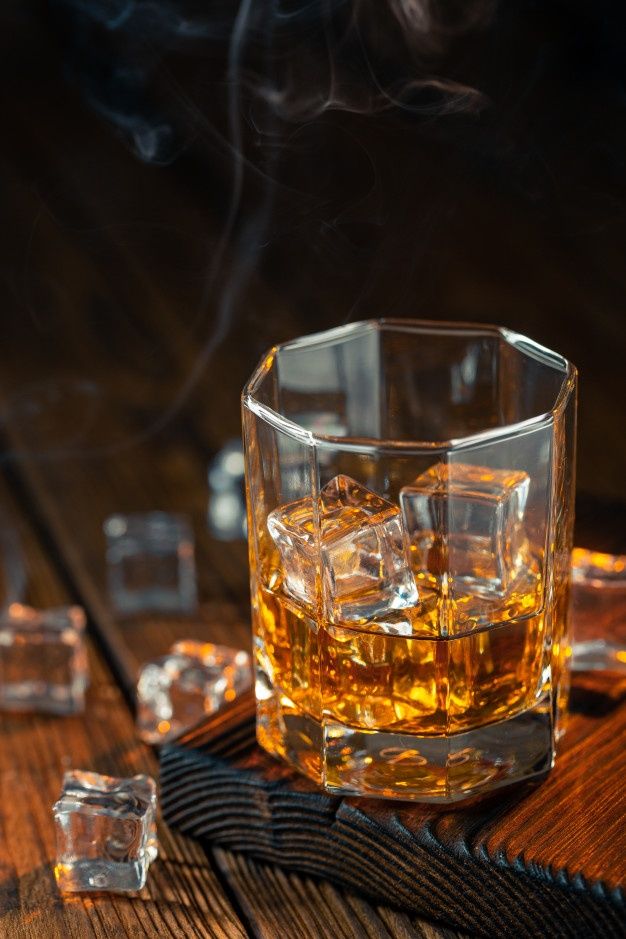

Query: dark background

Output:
[2, 0, 625, 504]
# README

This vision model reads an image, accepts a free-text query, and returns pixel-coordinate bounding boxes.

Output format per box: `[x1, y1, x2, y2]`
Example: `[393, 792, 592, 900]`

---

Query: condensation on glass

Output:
[242, 321, 577, 803]
[136, 640, 252, 744]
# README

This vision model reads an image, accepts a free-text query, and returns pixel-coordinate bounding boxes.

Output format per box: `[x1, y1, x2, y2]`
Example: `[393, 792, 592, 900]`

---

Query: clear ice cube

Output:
[53, 770, 158, 893]
[0, 604, 88, 714]
[267, 474, 418, 622]
[400, 462, 530, 599]
[136, 640, 252, 744]
[104, 512, 197, 616]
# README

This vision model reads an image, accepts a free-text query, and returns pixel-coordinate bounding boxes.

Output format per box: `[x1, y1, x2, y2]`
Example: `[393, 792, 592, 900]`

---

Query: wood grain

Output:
[0, 476, 247, 939]
[1, 28, 624, 937]
[159, 684, 626, 939]
[0, 478, 460, 939]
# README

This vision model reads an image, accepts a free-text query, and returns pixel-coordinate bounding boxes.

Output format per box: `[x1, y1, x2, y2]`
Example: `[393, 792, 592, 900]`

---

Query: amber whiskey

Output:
[243, 320, 575, 803]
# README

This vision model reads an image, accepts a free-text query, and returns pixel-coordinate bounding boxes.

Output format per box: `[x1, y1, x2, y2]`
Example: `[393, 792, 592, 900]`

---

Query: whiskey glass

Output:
[242, 320, 577, 803]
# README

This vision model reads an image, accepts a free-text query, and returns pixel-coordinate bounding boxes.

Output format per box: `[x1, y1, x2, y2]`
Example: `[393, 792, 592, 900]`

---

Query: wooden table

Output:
[1, 10, 625, 936]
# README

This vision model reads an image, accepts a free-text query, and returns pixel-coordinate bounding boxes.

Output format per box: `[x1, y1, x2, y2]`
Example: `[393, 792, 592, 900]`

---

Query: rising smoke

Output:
[36, 0, 626, 456]
[34, 0, 496, 452]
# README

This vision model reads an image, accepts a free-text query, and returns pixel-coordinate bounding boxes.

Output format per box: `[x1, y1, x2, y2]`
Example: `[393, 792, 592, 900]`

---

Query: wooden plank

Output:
[0, 476, 247, 939]
[159, 682, 626, 939]
[211, 849, 458, 939]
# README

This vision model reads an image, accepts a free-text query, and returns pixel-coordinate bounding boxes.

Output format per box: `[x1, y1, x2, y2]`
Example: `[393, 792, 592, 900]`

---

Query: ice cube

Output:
[104, 512, 197, 616]
[136, 640, 252, 744]
[53, 770, 158, 893]
[570, 548, 626, 673]
[400, 462, 530, 599]
[0, 604, 88, 714]
[267, 474, 418, 622]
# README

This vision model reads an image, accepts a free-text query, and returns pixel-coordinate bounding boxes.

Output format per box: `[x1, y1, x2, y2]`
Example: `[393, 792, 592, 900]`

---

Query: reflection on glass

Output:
[243, 320, 576, 803]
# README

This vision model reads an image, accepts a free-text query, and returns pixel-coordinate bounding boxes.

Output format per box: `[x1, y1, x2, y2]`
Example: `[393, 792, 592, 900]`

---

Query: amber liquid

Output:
[254, 562, 548, 740]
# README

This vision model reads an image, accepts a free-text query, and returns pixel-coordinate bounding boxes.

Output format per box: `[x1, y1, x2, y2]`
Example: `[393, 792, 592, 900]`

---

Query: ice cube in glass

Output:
[104, 512, 197, 615]
[400, 462, 530, 600]
[267, 474, 418, 622]
[136, 640, 252, 744]
[53, 770, 158, 893]
[0, 604, 87, 714]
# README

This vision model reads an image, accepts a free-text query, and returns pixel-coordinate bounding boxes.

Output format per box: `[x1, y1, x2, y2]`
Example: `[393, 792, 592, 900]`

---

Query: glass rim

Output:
[243, 318, 577, 454]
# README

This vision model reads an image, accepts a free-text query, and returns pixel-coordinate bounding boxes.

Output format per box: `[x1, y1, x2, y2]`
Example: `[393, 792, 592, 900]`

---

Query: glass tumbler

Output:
[242, 320, 577, 803]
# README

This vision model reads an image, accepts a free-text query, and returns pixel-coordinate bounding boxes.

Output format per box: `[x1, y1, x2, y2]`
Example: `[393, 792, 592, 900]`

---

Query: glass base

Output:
[256, 681, 554, 803]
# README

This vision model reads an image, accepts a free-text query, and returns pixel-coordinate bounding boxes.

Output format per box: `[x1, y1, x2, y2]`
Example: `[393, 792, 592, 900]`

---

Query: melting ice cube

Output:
[267, 474, 418, 622]
[136, 640, 252, 744]
[400, 462, 530, 600]
[0, 604, 88, 714]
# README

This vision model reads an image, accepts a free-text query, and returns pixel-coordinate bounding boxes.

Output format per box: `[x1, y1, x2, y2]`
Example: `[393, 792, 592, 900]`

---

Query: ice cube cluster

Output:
[267, 465, 531, 628]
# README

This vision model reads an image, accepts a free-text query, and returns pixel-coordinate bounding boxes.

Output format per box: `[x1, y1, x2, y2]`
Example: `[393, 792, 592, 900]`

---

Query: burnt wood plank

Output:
[211, 848, 458, 939]
[159, 684, 626, 939]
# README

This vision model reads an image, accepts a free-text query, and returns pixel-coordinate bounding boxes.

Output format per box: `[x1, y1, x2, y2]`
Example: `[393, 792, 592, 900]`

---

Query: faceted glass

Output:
[136, 640, 252, 744]
[0, 604, 88, 714]
[53, 770, 158, 893]
[243, 320, 577, 803]
[268, 474, 417, 621]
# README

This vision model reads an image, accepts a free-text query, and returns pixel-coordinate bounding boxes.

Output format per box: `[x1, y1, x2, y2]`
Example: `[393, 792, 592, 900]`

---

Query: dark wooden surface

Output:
[1, 5, 626, 937]
[0, 475, 248, 939]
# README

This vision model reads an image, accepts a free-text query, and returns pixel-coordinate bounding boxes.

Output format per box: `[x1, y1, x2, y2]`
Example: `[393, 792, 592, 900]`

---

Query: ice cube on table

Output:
[136, 640, 252, 744]
[0, 604, 88, 714]
[53, 770, 158, 893]
[267, 474, 418, 622]
[570, 547, 626, 673]
[104, 512, 197, 616]
[400, 463, 530, 599]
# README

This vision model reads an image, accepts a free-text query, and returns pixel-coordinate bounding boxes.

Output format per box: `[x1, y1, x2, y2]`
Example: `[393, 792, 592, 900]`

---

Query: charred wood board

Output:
[160, 684, 626, 939]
